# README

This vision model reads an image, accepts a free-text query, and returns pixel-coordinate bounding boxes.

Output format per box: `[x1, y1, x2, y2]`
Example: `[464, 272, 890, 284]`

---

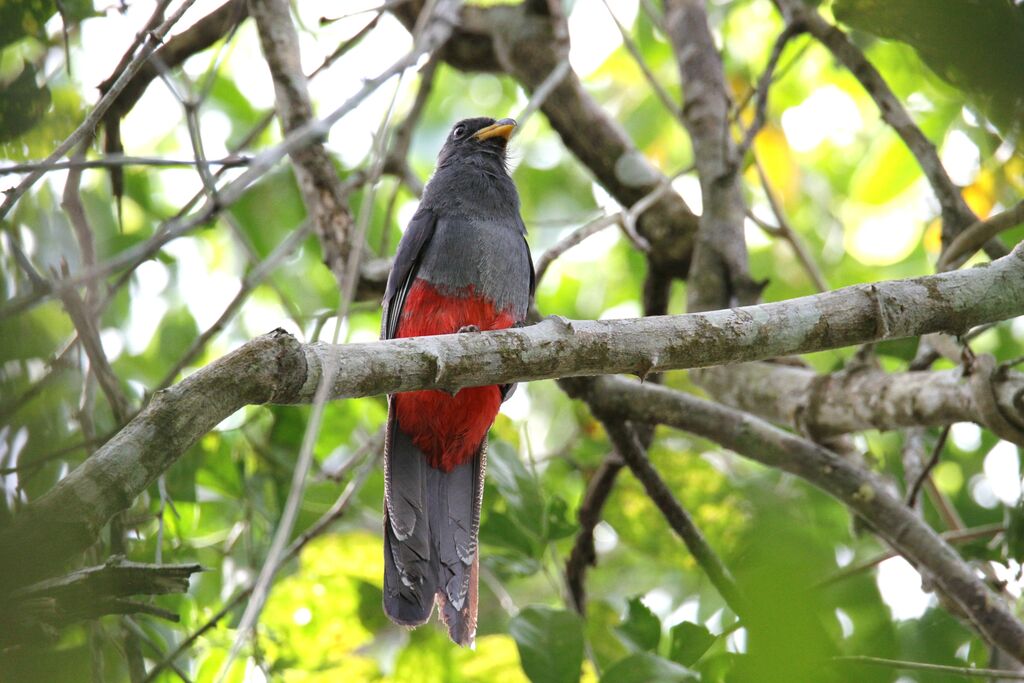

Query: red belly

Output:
[393, 279, 516, 471]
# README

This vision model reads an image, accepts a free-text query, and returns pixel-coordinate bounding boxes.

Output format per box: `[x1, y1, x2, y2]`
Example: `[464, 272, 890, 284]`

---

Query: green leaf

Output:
[586, 600, 631, 669]
[545, 494, 579, 540]
[157, 306, 199, 365]
[600, 653, 696, 683]
[834, 0, 1024, 137]
[510, 606, 584, 683]
[668, 622, 717, 667]
[0, 63, 50, 142]
[487, 441, 546, 539]
[480, 509, 539, 559]
[615, 597, 661, 652]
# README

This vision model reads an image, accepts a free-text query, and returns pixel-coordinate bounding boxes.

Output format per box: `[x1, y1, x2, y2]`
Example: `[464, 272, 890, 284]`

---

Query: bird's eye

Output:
[453, 124, 466, 139]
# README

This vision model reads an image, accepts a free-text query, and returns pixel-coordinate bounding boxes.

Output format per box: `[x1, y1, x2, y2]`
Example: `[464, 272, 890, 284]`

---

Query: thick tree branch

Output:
[665, 0, 756, 311]
[249, 0, 354, 288]
[695, 360, 1024, 444]
[1, 245, 1022, 589]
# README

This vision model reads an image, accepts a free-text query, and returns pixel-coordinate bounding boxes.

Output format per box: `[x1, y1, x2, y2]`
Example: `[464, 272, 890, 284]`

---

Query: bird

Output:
[380, 116, 535, 646]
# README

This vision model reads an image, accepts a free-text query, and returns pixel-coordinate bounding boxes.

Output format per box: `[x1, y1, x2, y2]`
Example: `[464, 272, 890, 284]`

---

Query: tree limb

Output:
[249, 0, 354, 288]
[0, 560, 203, 646]
[1, 243, 1022, 590]
[665, 0, 760, 313]
[694, 360, 1024, 444]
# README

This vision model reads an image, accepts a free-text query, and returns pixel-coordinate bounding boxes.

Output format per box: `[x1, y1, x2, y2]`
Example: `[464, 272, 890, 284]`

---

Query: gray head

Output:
[436, 117, 516, 170]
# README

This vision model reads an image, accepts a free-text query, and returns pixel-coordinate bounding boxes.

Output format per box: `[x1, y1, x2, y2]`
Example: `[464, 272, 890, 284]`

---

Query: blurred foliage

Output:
[1, 0, 1023, 682]
[833, 0, 1024, 139]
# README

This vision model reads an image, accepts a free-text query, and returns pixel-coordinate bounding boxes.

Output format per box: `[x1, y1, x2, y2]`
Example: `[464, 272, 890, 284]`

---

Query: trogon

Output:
[380, 117, 535, 645]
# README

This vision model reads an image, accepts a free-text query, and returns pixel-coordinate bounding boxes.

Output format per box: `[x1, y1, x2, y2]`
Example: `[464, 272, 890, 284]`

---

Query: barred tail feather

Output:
[383, 405, 486, 646]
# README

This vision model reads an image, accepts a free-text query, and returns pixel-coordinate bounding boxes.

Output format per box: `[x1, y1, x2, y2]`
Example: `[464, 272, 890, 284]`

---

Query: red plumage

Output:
[393, 278, 515, 471]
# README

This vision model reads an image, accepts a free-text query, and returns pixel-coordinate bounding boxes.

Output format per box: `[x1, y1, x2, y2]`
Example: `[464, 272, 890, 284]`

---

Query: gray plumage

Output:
[381, 117, 534, 645]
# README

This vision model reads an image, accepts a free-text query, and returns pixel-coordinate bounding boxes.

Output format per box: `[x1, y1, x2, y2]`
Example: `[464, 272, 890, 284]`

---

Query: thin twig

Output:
[535, 214, 622, 284]
[0, 35, 423, 321]
[750, 156, 829, 292]
[602, 419, 748, 617]
[818, 523, 1004, 587]
[156, 221, 314, 389]
[0, 154, 252, 176]
[833, 655, 1024, 679]
[565, 452, 624, 614]
[382, 55, 439, 200]
[939, 199, 1024, 270]
[141, 453, 376, 683]
[599, 0, 679, 117]
[516, 59, 571, 132]
[733, 23, 802, 165]
[123, 618, 191, 683]
[771, 0, 991, 253]
[906, 425, 950, 508]
[0, 0, 200, 219]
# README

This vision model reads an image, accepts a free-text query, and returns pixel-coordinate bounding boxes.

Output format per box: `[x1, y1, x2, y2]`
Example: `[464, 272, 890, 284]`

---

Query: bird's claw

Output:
[457, 324, 481, 333]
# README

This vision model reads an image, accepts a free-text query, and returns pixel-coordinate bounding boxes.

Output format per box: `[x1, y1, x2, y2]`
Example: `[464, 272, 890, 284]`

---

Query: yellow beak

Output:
[472, 118, 517, 141]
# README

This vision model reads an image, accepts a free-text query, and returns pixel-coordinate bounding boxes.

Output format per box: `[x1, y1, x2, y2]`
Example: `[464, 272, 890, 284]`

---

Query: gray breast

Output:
[417, 214, 531, 318]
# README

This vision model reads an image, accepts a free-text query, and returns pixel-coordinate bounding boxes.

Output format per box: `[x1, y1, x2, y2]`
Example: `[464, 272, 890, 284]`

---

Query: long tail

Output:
[382, 404, 485, 645]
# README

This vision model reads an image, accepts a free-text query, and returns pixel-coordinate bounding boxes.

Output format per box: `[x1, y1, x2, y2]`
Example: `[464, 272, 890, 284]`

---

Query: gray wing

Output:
[382, 206, 437, 340]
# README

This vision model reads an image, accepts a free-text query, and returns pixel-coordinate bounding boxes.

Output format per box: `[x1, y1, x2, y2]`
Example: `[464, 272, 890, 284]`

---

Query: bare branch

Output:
[905, 425, 950, 507]
[156, 221, 315, 389]
[939, 199, 1024, 270]
[565, 452, 623, 613]
[820, 523, 1005, 587]
[250, 0, 354, 288]
[599, 0, 679, 118]
[2, 244, 1022, 590]
[734, 24, 803, 164]
[665, 0, 755, 311]
[832, 655, 1024, 680]
[694, 361, 1024, 444]
[1, 561, 202, 646]
[749, 156, 829, 292]
[771, 0, 1005, 258]
[0, 155, 251, 176]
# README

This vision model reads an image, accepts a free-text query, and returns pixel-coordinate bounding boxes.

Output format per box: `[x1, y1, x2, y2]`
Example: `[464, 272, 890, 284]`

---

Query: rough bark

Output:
[249, 0, 354, 287]
[696, 361, 1024, 443]
[665, 0, 755, 311]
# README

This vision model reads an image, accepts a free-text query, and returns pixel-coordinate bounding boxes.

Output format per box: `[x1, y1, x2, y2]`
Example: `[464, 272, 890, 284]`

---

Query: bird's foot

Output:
[457, 324, 481, 333]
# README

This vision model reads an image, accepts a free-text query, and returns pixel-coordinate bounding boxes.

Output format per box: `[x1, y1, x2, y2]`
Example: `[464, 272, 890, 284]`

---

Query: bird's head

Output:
[436, 117, 516, 169]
